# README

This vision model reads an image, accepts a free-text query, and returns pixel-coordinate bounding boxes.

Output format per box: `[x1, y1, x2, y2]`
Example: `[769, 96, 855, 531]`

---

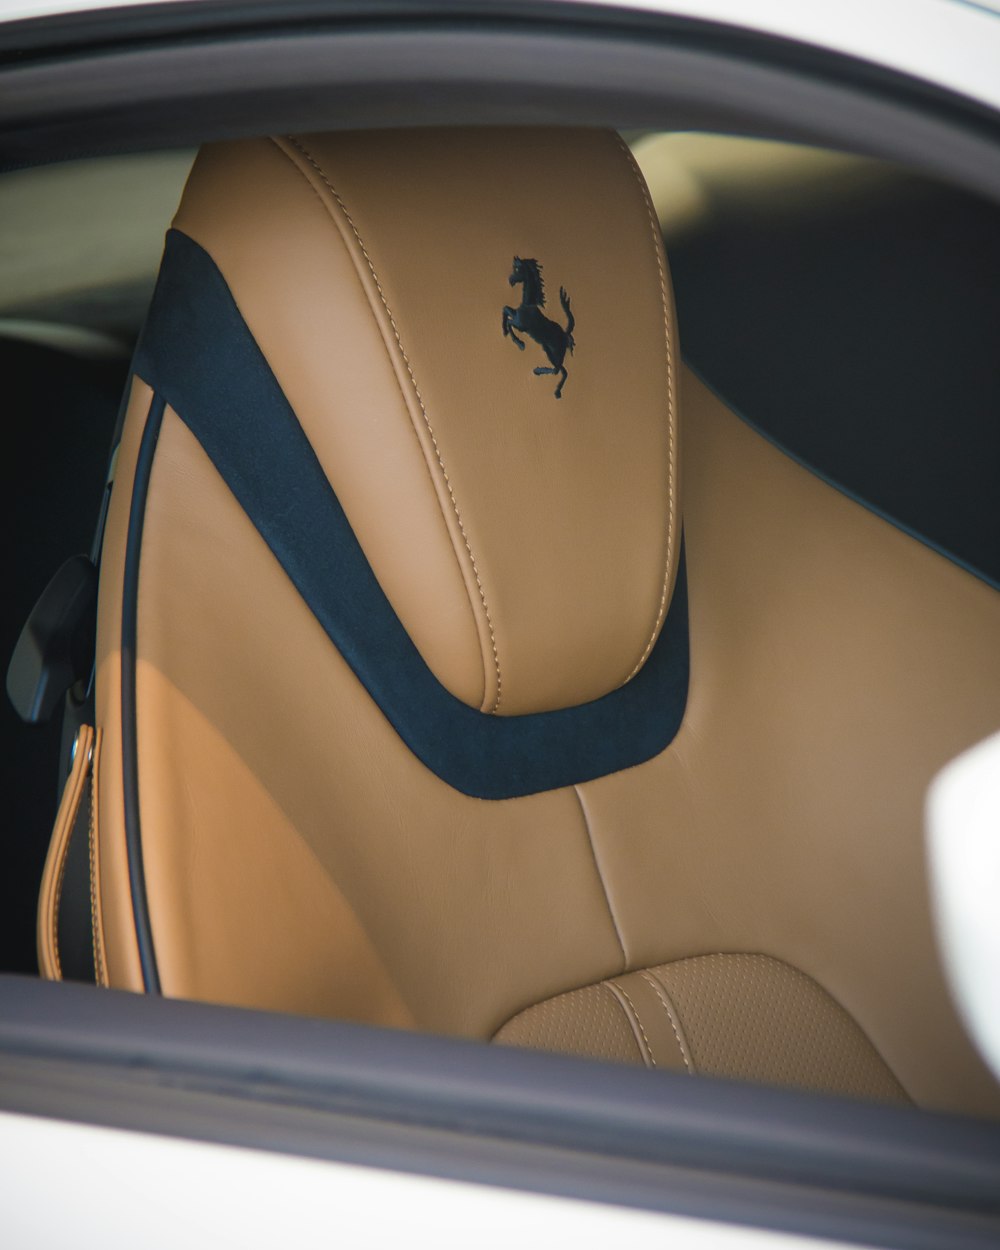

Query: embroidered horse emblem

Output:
[502, 257, 575, 399]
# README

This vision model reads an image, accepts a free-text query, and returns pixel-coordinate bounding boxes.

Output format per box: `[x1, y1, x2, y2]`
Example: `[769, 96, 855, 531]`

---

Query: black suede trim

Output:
[131, 230, 689, 800]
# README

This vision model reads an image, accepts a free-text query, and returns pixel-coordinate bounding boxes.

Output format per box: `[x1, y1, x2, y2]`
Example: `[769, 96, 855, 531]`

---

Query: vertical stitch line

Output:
[281, 136, 503, 713]
[642, 969, 694, 1073]
[614, 134, 676, 683]
[89, 738, 107, 988]
[49, 860, 64, 982]
[608, 981, 657, 1068]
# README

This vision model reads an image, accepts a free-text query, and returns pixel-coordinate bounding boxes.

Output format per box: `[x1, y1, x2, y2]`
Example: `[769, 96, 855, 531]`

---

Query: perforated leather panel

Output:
[495, 954, 909, 1104]
[492, 982, 644, 1066]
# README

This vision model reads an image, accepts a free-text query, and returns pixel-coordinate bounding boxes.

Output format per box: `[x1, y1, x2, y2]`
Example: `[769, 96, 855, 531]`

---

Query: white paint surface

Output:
[0, 1110, 869, 1250]
[585, 0, 1000, 112]
[927, 730, 1000, 1084]
[0, 0, 175, 18]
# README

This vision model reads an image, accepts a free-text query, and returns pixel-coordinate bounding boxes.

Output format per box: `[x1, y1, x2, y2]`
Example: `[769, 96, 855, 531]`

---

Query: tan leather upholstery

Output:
[94, 379, 146, 994]
[85, 128, 1000, 1116]
[173, 132, 679, 716]
[496, 954, 908, 1103]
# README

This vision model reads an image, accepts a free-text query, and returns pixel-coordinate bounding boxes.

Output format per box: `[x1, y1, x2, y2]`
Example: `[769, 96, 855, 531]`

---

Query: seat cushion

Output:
[495, 953, 908, 1103]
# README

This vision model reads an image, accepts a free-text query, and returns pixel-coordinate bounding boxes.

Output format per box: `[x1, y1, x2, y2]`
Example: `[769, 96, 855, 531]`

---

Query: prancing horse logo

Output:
[502, 257, 575, 399]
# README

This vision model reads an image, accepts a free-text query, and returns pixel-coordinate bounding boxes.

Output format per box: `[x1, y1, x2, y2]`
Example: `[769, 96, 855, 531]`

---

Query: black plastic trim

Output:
[120, 390, 163, 994]
[5, 554, 98, 724]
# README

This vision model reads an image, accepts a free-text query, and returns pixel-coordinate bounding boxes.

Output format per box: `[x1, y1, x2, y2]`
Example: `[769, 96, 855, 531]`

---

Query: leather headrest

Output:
[172, 128, 678, 716]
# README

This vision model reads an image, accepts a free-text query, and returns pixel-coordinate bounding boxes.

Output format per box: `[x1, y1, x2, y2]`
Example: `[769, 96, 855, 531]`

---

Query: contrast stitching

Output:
[614, 134, 676, 684]
[278, 136, 503, 713]
[608, 980, 657, 1068]
[88, 741, 107, 988]
[642, 969, 694, 1073]
[574, 784, 626, 970]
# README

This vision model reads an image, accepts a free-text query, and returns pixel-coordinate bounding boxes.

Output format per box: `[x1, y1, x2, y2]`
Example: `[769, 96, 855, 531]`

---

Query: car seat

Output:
[38, 128, 1000, 1116]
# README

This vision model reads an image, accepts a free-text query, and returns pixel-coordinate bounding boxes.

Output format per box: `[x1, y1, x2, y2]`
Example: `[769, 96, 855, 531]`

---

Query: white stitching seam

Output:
[88, 734, 107, 988]
[608, 980, 657, 1069]
[641, 970, 694, 1073]
[49, 845, 66, 981]
[613, 134, 677, 684]
[276, 136, 504, 713]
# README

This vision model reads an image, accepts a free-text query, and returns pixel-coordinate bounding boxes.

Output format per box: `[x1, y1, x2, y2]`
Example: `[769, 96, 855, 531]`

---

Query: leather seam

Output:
[607, 980, 656, 1068]
[573, 784, 627, 971]
[642, 969, 694, 1073]
[89, 730, 108, 988]
[614, 133, 676, 684]
[276, 135, 503, 713]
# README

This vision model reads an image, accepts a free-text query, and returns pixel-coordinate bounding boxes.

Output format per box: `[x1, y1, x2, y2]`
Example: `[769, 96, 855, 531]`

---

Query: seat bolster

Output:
[494, 953, 909, 1104]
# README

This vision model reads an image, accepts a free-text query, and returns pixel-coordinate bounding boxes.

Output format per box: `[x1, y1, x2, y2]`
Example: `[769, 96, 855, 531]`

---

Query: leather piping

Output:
[641, 968, 694, 1072]
[121, 388, 164, 994]
[606, 980, 656, 1068]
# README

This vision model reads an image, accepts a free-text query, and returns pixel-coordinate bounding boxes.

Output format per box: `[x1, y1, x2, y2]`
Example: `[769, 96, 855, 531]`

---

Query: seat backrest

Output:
[60, 128, 1000, 1116]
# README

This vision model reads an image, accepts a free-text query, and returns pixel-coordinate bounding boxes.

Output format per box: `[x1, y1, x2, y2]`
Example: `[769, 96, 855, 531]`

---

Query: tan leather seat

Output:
[43, 129, 1000, 1117]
